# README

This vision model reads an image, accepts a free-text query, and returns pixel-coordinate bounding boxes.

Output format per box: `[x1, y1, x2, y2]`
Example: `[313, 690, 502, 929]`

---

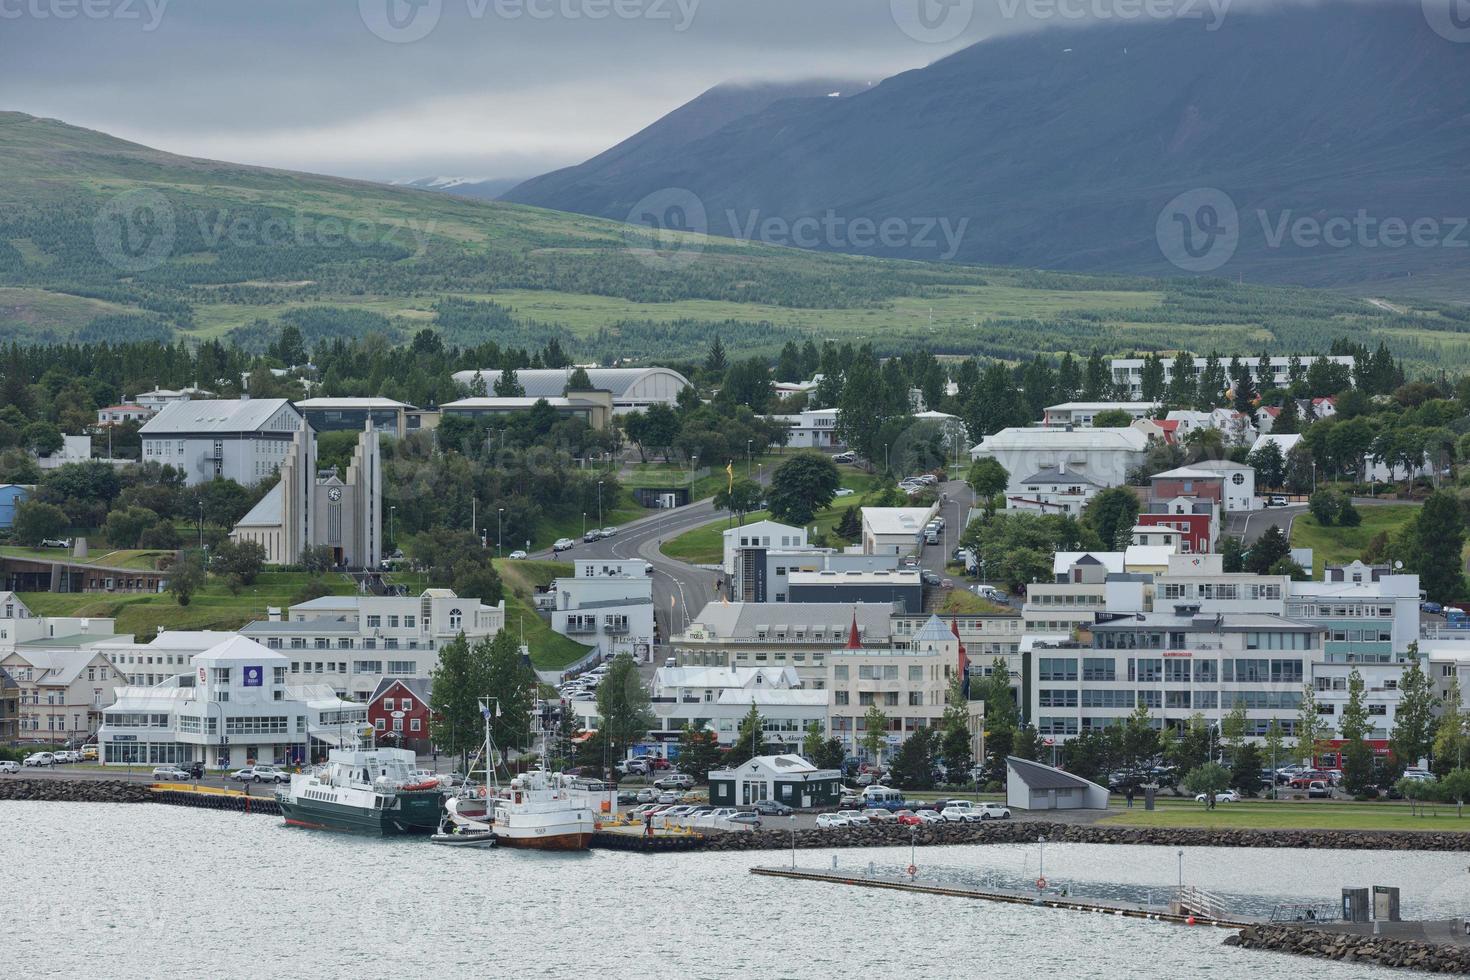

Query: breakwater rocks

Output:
[0, 778, 151, 804]
[699, 821, 1470, 853]
[1227, 926, 1470, 974]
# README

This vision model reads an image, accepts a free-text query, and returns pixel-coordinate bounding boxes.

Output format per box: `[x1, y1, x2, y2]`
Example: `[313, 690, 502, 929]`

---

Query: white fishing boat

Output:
[492, 768, 596, 851]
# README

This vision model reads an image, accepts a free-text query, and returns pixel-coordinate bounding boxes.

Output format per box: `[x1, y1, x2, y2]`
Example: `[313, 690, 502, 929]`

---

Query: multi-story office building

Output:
[139, 398, 306, 486]
[828, 615, 962, 761]
[544, 560, 655, 660]
[1286, 561, 1421, 665]
[672, 601, 897, 687]
[1108, 355, 1355, 401]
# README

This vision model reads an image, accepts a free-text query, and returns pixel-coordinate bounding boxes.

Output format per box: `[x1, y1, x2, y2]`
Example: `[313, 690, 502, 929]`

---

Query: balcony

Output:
[564, 622, 597, 635]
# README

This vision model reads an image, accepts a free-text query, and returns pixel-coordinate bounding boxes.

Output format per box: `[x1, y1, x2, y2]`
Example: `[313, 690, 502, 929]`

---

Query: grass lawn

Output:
[1101, 797, 1470, 832]
[937, 590, 1009, 615]
[530, 492, 647, 550]
[1290, 505, 1419, 568]
[491, 559, 592, 671]
[18, 571, 357, 636]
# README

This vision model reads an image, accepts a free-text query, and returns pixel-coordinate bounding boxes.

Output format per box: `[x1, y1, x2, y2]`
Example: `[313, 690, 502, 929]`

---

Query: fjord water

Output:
[4, 803, 1463, 978]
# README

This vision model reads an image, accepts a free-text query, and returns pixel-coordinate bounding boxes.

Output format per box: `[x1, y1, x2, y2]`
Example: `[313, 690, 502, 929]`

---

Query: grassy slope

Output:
[3, 112, 1463, 368]
[492, 559, 593, 671]
[1289, 505, 1418, 568]
[0, 547, 175, 569]
[18, 571, 356, 636]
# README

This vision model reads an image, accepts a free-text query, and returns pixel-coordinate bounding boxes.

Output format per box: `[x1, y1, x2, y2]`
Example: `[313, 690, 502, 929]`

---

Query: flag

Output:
[725, 461, 734, 491]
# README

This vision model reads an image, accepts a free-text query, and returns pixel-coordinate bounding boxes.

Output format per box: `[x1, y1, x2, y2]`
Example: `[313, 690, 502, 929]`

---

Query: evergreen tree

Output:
[836, 505, 862, 539]
[563, 367, 594, 392]
[1080, 486, 1140, 550]
[1139, 352, 1166, 402]
[1273, 396, 1301, 434]
[1056, 353, 1081, 401]
[704, 335, 727, 375]
[1414, 491, 1467, 603]
[677, 722, 723, 783]
[1286, 354, 1306, 388]
[1232, 360, 1258, 423]
[775, 341, 802, 382]
[1245, 524, 1290, 574]
[1195, 353, 1227, 409]
[1339, 669, 1377, 795]
[1262, 719, 1288, 794]
[890, 729, 937, 790]
[1390, 645, 1438, 770]
[1220, 534, 1245, 573]
[939, 675, 974, 781]
[1166, 350, 1196, 407]
[595, 653, 655, 771]
[493, 366, 524, 397]
[1230, 743, 1264, 796]
[1432, 677, 1465, 777]
[429, 634, 493, 770]
[1082, 351, 1109, 401]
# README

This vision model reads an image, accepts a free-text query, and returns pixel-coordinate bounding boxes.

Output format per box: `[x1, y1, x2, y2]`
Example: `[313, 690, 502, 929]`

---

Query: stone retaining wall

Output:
[700, 820, 1470, 853]
[1226, 925, 1470, 973]
[0, 778, 152, 804]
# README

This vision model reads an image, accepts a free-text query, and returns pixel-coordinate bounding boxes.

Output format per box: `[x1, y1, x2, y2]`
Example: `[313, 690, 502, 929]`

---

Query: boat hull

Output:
[493, 831, 594, 851]
[279, 791, 443, 836]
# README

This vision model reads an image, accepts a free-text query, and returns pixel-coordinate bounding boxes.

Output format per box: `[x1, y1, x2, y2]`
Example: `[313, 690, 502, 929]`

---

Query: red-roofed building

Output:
[367, 678, 433, 754]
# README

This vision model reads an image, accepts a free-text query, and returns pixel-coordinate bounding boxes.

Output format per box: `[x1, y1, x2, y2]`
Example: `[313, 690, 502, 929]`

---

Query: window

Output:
[908, 665, 924, 681]
[384, 698, 394, 710]
[908, 692, 923, 706]
[1039, 689, 1079, 708]
[388, 616, 399, 628]
[834, 691, 850, 706]
[1038, 657, 1077, 682]
[1082, 658, 1115, 682]
[884, 692, 899, 707]
[366, 615, 381, 628]
[410, 718, 421, 732]
[859, 692, 875, 706]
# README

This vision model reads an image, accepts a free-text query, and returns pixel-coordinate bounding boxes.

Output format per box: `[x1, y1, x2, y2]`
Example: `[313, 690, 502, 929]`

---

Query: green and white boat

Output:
[277, 747, 443, 835]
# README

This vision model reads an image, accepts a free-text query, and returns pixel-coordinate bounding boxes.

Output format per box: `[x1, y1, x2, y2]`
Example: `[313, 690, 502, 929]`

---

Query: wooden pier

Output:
[750, 866, 1261, 929]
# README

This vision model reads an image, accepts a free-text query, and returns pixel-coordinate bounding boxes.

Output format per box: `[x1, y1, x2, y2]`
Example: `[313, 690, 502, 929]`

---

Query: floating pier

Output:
[750, 866, 1260, 929]
[150, 784, 282, 816]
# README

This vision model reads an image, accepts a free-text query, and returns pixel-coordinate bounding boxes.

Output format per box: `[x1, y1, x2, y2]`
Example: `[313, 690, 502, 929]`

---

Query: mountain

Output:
[1, 110, 1468, 370]
[502, 5, 1470, 300]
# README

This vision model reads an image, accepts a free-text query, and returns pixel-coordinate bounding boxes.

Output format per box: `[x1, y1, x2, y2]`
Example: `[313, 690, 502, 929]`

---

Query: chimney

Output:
[268, 606, 282, 622]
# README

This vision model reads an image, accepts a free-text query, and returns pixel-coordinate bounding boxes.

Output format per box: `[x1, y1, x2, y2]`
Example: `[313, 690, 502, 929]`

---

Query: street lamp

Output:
[197, 501, 204, 548]
[746, 439, 753, 478]
[497, 507, 504, 559]
[1037, 835, 1046, 891]
[1177, 849, 1184, 892]
[389, 505, 396, 550]
[597, 480, 604, 529]
[582, 512, 587, 537]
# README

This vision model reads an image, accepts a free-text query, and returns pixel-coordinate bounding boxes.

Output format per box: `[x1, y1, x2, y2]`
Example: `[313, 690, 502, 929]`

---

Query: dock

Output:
[750, 866, 1260, 929]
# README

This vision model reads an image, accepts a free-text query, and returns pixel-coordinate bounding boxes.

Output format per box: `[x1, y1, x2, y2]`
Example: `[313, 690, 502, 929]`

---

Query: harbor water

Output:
[4, 802, 1466, 978]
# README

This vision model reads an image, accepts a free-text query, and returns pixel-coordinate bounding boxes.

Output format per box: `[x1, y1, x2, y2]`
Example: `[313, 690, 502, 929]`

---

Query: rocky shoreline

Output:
[0, 778, 152, 804]
[701, 820, 1470, 852]
[1227, 925, 1470, 974]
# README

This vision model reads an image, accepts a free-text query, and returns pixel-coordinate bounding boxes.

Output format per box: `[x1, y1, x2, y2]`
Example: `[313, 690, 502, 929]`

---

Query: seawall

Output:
[1227, 925, 1470, 974]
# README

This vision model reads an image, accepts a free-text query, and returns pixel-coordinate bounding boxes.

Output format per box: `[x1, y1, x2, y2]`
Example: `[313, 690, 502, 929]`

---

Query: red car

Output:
[1289, 771, 1328, 789]
[895, 810, 922, 826]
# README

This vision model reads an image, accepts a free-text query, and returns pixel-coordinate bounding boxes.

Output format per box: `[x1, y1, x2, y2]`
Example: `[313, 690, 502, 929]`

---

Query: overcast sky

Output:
[2, 0, 1289, 183]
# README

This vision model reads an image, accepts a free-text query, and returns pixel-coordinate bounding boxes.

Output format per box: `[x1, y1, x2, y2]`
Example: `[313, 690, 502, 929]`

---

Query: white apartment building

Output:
[828, 615, 961, 761]
[238, 589, 505, 700]
[139, 398, 307, 486]
[861, 505, 940, 555]
[771, 408, 841, 449]
[1004, 464, 1102, 516]
[544, 560, 655, 660]
[1286, 561, 1421, 665]
[98, 635, 368, 769]
[737, 549, 900, 604]
[635, 665, 828, 749]
[1031, 608, 1321, 741]
[970, 427, 1150, 489]
[671, 601, 897, 687]
[1042, 402, 1161, 427]
[1109, 356, 1354, 400]
[723, 520, 810, 579]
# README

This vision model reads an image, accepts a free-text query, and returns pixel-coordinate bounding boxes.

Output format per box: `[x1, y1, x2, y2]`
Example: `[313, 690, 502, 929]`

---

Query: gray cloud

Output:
[0, 0, 1307, 181]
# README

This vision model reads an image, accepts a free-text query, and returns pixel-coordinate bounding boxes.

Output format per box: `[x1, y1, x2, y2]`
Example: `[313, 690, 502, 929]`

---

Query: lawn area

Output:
[937, 589, 1009, 615]
[1101, 797, 1470, 832]
[18, 571, 356, 637]
[530, 492, 647, 550]
[1290, 504, 1418, 568]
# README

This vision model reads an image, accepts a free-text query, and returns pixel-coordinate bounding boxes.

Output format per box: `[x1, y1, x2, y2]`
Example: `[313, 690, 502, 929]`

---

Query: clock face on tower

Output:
[328, 487, 342, 501]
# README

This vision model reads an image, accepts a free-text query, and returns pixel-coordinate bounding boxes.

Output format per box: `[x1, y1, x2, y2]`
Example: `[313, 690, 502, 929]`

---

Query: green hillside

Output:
[2, 111, 1467, 369]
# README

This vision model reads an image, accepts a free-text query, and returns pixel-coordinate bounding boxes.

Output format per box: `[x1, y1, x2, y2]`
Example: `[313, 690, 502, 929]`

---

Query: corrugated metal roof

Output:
[140, 398, 298, 435]
[450, 367, 689, 400]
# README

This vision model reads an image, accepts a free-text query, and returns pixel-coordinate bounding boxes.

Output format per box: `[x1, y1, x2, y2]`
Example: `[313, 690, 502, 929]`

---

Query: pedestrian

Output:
[1125, 786, 1134, 809]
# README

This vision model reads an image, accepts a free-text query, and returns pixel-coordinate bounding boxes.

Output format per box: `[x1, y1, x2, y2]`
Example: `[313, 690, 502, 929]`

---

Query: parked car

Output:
[835, 810, 867, 825]
[231, 765, 289, 784]
[599, 527, 618, 538]
[816, 812, 851, 829]
[976, 803, 1012, 820]
[895, 810, 922, 826]
[1421, 601, 1443, 614]
[152, 766, 192, 781]
[921, 570, 942, 586]
[653, 773, 693, 791]
[552, 538, 575, 553]
[1264, 495, 1289, 508]
[1289, 772, 1328, 790]
[939, 805, 977, 822]
[507, 550, 528, 560]
[80, 745, 98, 761]
[915, 809, 944, 824]
[0, 760, 20, 774]
[752, 799, 793, 816]
[726, 810, 763, 828]
[861, 808, 896, 823]
[1195, 790, 1240, 803]
[635, 787, 658, 803]
[831, 452, 856, 464]
[839, 793, 864, 807]
[22, 752, 55, 767]
[834, 487, 855, 497]
[583, 529, 603, 543]
[39, 538, 72, 548]
[1308, 780, 1332, 799]
[656, 791, 678, 804]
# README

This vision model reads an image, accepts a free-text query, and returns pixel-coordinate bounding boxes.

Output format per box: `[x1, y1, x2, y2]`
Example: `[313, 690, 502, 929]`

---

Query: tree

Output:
[1121, 702, 1160, 770]
[835, 506, 862, 540]
[1390, 647, 1438, 771]
[889, 728, 936, 790]
[1262, 719, 1288, 795]
[429, 634, 492, 770]
[1247, 439, 1285, 490]
[1139, 352, 1166, 402]
[939, 675, 974, 781]
[704, 335, 728, 375]
[1296, 684, 1329, 767]
[677, 722, 723, 783]
[12, 500, 68, 546]
[1091, 408, 1135, 428]
[1339, 669, 1376, 796]
[1182, 762, 1231, 803]
[22, 420, 64, 456]
[1220, 535, 1245, 573]
[1165, 714, 1213, 773]
[801, 720, 826, 761]
[483, 630, 535, 751]
[1308, 489, 1341, 526]
[1220, 699, 1249, 757]
[299, 544, 336, 574]
[1165, 351, 1197, 407]
[493, 366, 525, 397]
[1245, 524, 1290, 575]
[1195, 353, 1226, 409]
[1080, 487, 1139, 550]
[860, 704, 890, 763]
[1273, 396, 1301, 434]
[714, 477, 763, 524]
[212, 538, 265, 586]
[1432, 677, 1465, 777]
[766, 452, 840, 527]
[564, 367, 594, 392]
[1442, 768, 1470, 818]
[725, 704, 766, 767]
[1337, 499, 1361, 527]
[967, 457, 1009, 500]
[595, 653, 655, 772]
[1414, 491, 1467, 603]
[167, 548, 206, 607]
[1230, 743, 1264, 797]
[719, 358, 775, 413]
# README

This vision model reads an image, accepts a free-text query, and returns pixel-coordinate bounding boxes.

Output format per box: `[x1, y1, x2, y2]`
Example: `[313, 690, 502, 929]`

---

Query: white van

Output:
[861, 785, 904, 808]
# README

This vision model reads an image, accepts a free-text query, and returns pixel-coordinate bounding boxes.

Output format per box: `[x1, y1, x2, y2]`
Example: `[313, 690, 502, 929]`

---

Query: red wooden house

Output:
[367, 678, 433, 755]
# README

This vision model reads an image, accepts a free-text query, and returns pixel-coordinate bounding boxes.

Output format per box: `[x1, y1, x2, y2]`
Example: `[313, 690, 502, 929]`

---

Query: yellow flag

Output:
[725, 461, 734, 491]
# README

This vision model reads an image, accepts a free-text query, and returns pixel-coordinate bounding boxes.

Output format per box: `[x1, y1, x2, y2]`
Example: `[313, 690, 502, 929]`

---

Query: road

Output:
[1222, 497, 1409, 546]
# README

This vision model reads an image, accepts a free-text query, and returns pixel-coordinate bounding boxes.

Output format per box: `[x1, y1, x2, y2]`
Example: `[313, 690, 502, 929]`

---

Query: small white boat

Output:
[430, 829, 497, 848]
